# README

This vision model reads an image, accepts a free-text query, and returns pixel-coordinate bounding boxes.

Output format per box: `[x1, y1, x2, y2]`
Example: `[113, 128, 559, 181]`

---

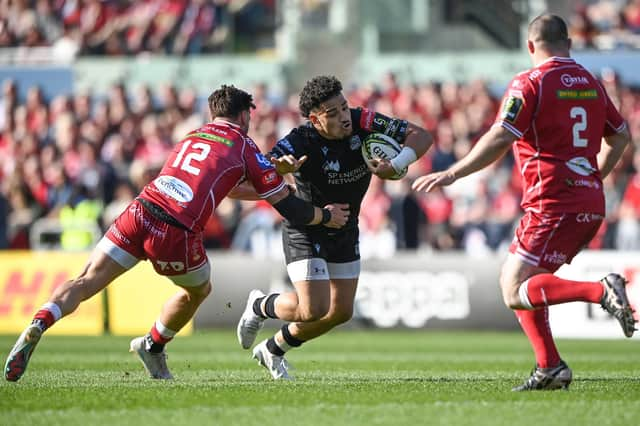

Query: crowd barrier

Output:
[0, 250, 637, 339]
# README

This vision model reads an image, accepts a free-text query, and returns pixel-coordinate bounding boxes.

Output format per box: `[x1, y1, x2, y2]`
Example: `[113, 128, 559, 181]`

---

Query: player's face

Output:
[309, 93, 352, 140]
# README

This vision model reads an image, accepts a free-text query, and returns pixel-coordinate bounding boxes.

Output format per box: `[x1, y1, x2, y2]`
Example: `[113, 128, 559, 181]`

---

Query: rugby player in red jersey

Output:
[412, 14, 636, 391]
[4, 85, 349, 382]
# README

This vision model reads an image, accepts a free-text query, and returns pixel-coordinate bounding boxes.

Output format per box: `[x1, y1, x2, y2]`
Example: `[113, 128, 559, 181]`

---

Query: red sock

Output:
[149, 321, 176, 345]
[515, 308, 560, 368]
[32, 302, 62, 331]
[523, 273, 603, 308]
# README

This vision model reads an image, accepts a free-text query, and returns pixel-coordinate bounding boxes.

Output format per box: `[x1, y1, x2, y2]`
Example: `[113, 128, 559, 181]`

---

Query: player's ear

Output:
[308, 112, 320, 126]
[527, 39, 535, 54]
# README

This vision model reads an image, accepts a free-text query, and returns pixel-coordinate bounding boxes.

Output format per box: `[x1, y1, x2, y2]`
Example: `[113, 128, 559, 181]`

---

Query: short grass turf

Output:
[0, 330, 638, 426]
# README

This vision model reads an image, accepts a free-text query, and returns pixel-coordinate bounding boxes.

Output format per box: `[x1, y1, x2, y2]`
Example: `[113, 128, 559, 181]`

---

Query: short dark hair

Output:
[208, 85, 255, 119]
[298, 75, 343, 118]
[528, 14, 569, 47]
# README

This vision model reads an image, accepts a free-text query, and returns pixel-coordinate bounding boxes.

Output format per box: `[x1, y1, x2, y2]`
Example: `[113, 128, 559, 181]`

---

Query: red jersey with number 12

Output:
[495, 56, 626, 214]
[139, 119, 285, 232]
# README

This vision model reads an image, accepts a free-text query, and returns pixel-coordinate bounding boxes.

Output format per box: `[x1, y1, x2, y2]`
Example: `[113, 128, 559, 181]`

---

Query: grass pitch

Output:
[0, 330, 638, 426]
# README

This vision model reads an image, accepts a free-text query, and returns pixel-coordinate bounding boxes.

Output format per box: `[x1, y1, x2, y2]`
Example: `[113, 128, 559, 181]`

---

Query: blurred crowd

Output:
[569, 0, 640, 49]
[1, 70, 639, 257]
[0, 0, 277, 56]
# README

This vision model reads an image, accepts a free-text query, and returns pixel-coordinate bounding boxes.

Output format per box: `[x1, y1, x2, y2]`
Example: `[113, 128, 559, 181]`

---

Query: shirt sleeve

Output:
[494, 74, 537, 138]
[269, 131, 302, 159]
[355, 108, 409, 142]
[600, 83, 627, 136]
[243, 138, 285, 198]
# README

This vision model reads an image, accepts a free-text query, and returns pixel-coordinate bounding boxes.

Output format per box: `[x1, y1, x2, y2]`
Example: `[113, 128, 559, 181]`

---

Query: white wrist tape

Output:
[390, 146, 418, 173]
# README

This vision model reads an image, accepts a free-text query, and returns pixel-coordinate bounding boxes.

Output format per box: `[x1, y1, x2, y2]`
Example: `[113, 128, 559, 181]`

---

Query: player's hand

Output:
[411, 171, 457, 192]
[271, 154, 308, 175]
[368, 158, 397, 179]
[323, 203, 350, 229]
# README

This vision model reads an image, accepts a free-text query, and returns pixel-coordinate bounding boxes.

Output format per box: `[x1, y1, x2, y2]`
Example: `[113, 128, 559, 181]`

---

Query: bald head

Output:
[528, 14, 570, 49]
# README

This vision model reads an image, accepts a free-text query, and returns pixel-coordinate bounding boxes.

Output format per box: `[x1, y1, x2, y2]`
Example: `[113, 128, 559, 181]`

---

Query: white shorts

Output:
[286, 258, 360, 282]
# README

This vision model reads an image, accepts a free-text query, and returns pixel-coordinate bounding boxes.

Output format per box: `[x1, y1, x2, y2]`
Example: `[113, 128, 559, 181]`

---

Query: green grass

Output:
[0, 330, 638, 426]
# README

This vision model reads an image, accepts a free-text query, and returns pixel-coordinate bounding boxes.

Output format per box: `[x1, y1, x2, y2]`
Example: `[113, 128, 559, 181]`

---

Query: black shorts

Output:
[282, 226, 360, 264]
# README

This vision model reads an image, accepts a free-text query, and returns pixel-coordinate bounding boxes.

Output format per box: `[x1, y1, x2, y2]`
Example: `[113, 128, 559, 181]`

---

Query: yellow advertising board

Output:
[0, 251, 103, 335]
[107, 261, 192, 336]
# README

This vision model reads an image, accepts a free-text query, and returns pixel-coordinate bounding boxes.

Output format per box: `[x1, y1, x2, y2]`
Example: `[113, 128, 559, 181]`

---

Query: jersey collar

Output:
[212, 118, 242, 129]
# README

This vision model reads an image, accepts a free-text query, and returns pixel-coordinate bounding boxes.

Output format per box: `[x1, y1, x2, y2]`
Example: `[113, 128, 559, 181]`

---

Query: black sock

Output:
[281, 324, 304, 348]
[263, 294, 280, 319]
[266, 337, 285, 356]
[252, 296, 267, 319]
[145, 333, 165, 354]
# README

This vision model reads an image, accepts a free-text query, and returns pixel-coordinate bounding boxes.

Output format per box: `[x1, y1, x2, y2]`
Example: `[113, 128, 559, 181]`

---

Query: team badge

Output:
[350, 135, 361, 150]
[321, 146, 329, 156]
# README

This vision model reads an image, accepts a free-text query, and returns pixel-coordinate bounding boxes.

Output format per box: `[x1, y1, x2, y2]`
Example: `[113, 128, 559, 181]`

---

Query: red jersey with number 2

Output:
[495, 56, 626, 215]
[139, 119, 285, 232]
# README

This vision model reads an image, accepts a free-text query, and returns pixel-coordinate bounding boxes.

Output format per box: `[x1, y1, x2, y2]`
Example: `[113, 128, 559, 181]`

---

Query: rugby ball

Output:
[361, 133, 408, 180]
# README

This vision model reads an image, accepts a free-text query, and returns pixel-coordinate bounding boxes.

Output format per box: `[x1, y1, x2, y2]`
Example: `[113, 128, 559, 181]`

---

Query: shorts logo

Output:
[576, 213, 603, 223]
[360, 108, 375, 131]
[153, 176, 194, 203]
[543, 250, 567, 265]
[255, 153, 273, 170]
[561, 74, 589, 87]
[156, 260, 185, 272]
[500, 96, 523, 123]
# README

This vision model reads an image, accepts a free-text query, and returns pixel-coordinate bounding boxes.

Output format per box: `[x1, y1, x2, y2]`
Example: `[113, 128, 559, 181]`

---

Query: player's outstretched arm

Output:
[266, 185, 349, 228]
[598, 126, 631, 179]
[413, 125, 515, 193]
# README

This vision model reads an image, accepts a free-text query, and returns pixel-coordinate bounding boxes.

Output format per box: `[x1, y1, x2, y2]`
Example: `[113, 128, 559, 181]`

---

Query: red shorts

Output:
[509, 211, 603, 272]
[99, 200, 208, 284]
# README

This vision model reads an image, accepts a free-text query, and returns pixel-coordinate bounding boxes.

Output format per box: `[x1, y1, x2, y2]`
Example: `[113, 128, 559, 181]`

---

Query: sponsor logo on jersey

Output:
[261, 170, 278, 185]
[543, 250, 567, 265]
[561, 74, 590, 87]
[314, 243, 321, 253]
[187, 132, 234, 146]
[557, 89, 598, 99]
[565, 156, 596, 176]
[565, 178, 600, 189]
[255, 152, 273, 170]
[277, 137, 295, 154]
[360, 108, 375, 131]
[349, 135, 362, 150]
[153, 175, 194, 203]
[576, 213, 604, 223]
[511, 79, 523, 88]
[373, 116, 389, 131]
[500, 96, 524, 123]
[322, 160, 341, 172]
[529, 70, 542, 80]
[321, 146, 329, 156]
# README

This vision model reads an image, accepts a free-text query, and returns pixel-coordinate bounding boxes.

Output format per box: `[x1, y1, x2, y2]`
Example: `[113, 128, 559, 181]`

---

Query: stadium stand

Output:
[0, 0, 639, 257]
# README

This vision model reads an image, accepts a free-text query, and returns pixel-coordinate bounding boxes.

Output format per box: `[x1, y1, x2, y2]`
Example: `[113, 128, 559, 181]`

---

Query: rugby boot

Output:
[600, 273, 637, 338]
[512, 360, 572, 391]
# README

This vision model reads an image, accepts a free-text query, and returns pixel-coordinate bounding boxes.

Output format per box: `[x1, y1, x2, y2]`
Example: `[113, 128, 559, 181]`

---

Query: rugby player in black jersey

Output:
[236, 75, 433, 379]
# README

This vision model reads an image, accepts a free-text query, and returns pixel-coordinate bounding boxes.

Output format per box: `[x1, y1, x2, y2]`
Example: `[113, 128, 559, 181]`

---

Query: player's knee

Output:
[499, 276, 521, 310]
[299, 301, 329, 322]
[327, 307, 353, 326]
[185, 281, 211, 304]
